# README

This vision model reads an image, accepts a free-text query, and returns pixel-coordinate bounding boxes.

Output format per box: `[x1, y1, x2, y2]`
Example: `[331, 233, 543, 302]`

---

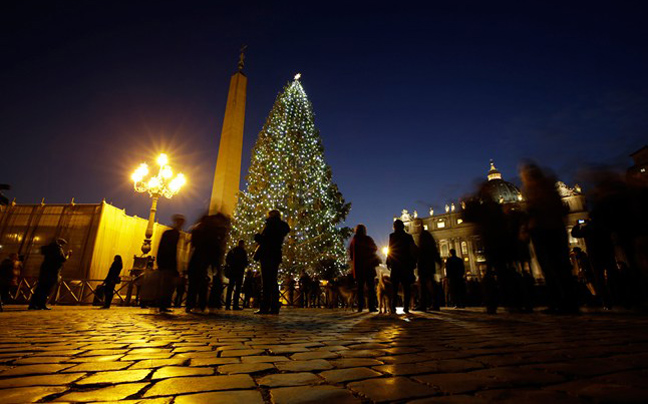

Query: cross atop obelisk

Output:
[209, 48, 248, 216]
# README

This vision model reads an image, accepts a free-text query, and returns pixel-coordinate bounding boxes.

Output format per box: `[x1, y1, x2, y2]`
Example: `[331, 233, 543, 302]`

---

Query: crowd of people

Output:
[2, 162, 646, 315]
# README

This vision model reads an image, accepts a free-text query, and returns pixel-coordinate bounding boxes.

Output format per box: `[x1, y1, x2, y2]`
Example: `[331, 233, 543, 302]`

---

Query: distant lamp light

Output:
[131, 153, 186, 254]
[161, 166, 173, 179]
[157, 153, 169, 166]
[445, 204, 450, 213]
[451, 203, 455, 212]
[457, 218, 463, 225]
[131, 163, 149, 182]
[294, 73, 301, 80]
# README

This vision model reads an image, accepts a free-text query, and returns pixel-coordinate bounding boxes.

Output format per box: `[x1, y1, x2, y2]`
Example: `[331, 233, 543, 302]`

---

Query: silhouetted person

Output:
[481, 267, 498, 314]
[186, 216, 210, 312]
[520, 163, 578, 314]
[0, 253, 19, 311]
[242, 269, 254, 308]
[174, 270, 186, 308]
[464, 188, 522, 313]
[101, 255, 123, 309]
[156, 214, 185, 313]
[349, 224, 379, 312]
[572, 218, 617, 309]
[299, 270, 311, 308]
[387, 219, 417, 314]
[445, 249, 466, 308]
[225, 240, 248, 310]
[310, 276, 321, 307]
[254, 210, 290, 314]
[416, 226, 442, 311]
[186, 213, 229, 312]
[206, 213, 231, 310]
[571, 247, 596, 304]
[29, 238, 71, 310]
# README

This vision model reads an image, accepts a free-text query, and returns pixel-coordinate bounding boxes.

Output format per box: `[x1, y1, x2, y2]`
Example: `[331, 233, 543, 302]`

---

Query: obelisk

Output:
[209, 47, 247, 216]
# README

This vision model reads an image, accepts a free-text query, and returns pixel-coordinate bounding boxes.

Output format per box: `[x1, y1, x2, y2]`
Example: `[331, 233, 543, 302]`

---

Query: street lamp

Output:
[131, 153, 186, 254]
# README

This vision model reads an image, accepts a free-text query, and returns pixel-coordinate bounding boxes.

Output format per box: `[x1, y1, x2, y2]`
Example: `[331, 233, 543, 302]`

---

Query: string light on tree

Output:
[230, 75, 351, 277]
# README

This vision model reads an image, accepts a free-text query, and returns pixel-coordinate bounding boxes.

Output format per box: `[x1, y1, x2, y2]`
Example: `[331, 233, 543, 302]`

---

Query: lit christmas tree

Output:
[230, 74, 352, 278]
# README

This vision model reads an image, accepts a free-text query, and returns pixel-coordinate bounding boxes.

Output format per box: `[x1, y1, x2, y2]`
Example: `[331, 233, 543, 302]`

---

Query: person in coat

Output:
[101, 255, 123, 309]
[0, 253, 19, 311]
[254, 210, 290, 314]
[349, 224, 379, 312]
[445, 249, 466, 308]
[416, 226, 442, 311]
[386, 219, 418, 314]
[186, 215, 211, 312]
[156, 214, 185, 312]
[29, 238, 71, 310]
[225, 240, 249, 310]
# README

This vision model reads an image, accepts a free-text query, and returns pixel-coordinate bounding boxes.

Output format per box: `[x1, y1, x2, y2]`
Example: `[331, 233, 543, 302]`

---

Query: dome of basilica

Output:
[480, 161, 523, 204]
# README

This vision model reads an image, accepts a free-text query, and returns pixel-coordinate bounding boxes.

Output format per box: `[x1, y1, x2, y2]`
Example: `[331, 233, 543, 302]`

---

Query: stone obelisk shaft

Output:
[209, 70, 247, 216]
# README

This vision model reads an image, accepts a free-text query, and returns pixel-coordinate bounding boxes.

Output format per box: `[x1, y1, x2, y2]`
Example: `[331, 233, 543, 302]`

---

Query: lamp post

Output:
[131, 153, 186, 255]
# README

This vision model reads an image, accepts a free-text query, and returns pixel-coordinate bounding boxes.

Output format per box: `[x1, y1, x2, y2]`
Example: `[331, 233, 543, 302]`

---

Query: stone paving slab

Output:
[259, 372, 322, 387]
[270, 385, 360, 404]
[173, 390, 264, 404]
[54, 382, 148, 402]
[1, 306, 648, 403]
[0, 386, 69, 403]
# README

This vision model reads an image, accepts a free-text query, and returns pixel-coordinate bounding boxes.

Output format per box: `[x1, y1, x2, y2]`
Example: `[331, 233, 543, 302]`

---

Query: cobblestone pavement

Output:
[1, 307, 647, 403]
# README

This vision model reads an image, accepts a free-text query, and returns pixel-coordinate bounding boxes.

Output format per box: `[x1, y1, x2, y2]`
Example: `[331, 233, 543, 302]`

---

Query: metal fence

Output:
[7, 276, 329, 308]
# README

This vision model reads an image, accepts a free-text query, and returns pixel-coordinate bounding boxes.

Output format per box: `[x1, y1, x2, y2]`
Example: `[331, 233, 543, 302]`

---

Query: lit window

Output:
[423, 225, 429, 230]
[461, 241, 468, 256]
[437, 221, 445, 229]
[457, 218, 463, 225]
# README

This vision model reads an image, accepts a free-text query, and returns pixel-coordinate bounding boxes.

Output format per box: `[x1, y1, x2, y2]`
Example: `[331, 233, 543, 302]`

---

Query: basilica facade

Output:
[397, 162, 588, 281]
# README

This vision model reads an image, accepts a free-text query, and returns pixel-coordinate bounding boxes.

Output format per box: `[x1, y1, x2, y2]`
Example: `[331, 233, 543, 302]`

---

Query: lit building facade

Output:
[0, 200, 187, 280]
[397, 162, 588, 280]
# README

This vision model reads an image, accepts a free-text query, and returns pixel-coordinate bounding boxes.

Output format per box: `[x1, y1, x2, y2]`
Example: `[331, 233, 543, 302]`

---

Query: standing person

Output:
[445, 249, 466, 308]
[101, 255, 123, 309]
[386, 219, 418, 314]
[156, 214, 185, 313]
[572, 218, 616, 308]
[225, 240, 249, 310]
[416, 226, 442, 311]
[520, 163, 578, 314]
[298, 270, 311, 308]
[174, 270, 187, 308]
[254, 210, 290, 315]
[29, 239, 71, 310]
[242, 269, 255, 308]
[206, 213, 231, 311]
[185, 216, 211, 313]
[349, 224, 379, 312]
[0, 253, 19, 311]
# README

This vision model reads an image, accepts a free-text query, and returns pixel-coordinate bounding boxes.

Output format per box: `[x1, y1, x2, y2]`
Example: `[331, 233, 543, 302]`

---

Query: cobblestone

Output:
[0, 306, 647, 403]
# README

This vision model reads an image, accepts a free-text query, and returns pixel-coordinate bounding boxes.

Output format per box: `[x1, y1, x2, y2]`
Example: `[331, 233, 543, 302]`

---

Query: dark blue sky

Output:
[2, 1, 647, 246]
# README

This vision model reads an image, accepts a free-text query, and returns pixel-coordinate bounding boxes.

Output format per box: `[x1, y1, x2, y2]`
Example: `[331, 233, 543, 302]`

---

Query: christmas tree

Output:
[230, 75, 352, 278]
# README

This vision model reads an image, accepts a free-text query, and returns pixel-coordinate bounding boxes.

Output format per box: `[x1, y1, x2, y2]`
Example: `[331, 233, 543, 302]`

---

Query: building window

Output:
[423, 224, 428, 230]
[461, 241, 468, 256]
[437, 221, 446, 229]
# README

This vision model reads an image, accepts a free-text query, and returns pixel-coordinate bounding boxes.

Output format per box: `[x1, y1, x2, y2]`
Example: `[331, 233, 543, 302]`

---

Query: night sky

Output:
[2, 1, 647, 247]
